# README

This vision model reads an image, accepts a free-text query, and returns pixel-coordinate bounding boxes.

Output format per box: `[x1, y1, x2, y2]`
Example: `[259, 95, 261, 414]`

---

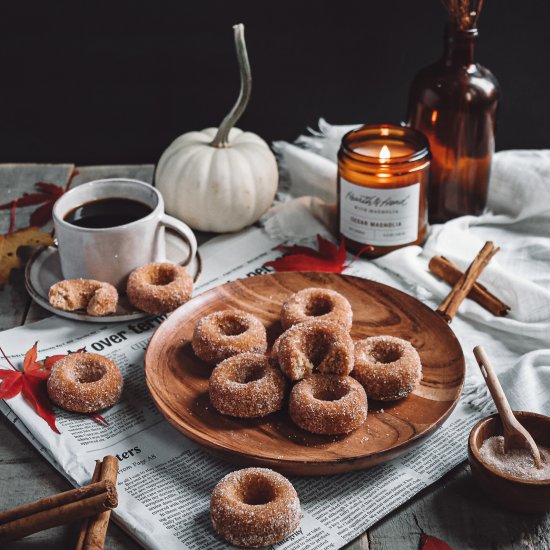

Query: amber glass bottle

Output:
[407, 26, 499, 223]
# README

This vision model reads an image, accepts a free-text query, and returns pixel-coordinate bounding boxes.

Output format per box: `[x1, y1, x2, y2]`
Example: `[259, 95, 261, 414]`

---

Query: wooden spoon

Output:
[473, 345, 542, 469]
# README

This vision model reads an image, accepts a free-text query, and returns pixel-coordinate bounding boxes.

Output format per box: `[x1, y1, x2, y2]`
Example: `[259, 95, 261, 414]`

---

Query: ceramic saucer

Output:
[25, 232, 202, 323]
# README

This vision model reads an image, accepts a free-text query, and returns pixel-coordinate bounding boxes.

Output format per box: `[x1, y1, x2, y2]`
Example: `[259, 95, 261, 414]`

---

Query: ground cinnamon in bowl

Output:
[479, 436, 550, 481]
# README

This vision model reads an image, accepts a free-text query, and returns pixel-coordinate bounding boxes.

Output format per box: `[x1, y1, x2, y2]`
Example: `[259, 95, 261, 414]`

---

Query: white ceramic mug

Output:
[52, 178, 197, 289]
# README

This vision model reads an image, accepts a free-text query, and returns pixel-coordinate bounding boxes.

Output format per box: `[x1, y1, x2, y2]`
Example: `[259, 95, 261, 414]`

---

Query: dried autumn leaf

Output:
[420, 534, 453, 550]
[0, 226, 53, 287]
[265, 234, 372, 274]
[0, 181, 66, 228]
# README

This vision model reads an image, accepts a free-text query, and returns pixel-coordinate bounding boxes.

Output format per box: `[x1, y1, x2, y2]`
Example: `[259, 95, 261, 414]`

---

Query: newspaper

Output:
[0, 220, 484, 550]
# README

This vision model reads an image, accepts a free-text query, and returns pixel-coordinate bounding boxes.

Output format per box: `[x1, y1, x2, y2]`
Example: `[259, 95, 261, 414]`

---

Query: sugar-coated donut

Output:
[49, 279, 118, 316]
[126, 262, 193, 314]
[353, 336, 422, 401]
[272, 319, 354, 381]
[209, 353, 286, 418]
[47, 353, 123, 413]
[192, 310, 267, 365]
[210, 468, 301, 547]
[289, 374, 368, 435]
[280, 287, 353, 330]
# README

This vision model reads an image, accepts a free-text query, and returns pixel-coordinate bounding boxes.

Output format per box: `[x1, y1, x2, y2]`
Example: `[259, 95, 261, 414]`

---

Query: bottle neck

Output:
[443, 26, 477, 67]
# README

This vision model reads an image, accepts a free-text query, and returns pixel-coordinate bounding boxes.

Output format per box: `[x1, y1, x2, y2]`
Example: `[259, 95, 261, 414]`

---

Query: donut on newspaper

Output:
[210, 467, 301, 547]
[47, 353, 123, 413]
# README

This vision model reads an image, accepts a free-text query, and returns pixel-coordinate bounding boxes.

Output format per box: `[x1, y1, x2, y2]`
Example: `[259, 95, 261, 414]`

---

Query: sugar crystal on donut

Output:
[210, 467, 300, 547]
[209, 353, 286, 418]
[280, 287, 353, 330]
[192, 310, 267, 365]
[49, 279, 118, 316]
[126, 262, 193, 314]
[289, 374, 368, 435]
[353, 335, 422, 401]
[272, 319, 354, 381]
[47, 353, 123, 413]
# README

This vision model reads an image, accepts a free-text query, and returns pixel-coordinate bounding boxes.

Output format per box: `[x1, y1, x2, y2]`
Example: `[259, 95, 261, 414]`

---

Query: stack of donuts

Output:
[192, 286, 423, 436]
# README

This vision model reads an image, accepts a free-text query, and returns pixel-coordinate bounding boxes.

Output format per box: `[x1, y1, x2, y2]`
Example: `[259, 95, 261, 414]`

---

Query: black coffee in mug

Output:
[64, 197, 153, 228]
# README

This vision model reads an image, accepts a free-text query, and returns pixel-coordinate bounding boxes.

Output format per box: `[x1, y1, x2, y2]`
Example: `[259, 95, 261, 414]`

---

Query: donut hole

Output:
[219, 317, 249, 337]
[237, 365, 266, 384]
[304, 296, 334, 317]
[369, 343, 402, 364]
[147, 266, 176, 286]
[75, 364, 106, 384]
[312, 384, 348, 402]
[240, 480, 275, 506]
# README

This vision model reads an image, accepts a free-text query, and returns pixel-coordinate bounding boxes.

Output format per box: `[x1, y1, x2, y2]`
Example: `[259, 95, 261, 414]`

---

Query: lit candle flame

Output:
[379, 145, 391, 161]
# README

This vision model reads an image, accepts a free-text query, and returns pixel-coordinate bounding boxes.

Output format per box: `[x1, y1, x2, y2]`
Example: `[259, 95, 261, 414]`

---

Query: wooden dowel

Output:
[437, 241, 499, 322]
[0, 483, 116, 544]
[429, 255, 510, 316]
[83, 455, 119, 550]
[75, 461, 102, 550]
[0, 481, 111, 525]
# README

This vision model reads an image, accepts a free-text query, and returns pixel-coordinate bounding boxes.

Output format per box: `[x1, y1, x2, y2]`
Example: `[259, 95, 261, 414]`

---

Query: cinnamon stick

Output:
[82, 455, 119, 550]
[429, 255, 510, 316]
[0, 480, 112, 525]
[436, 241, 500, 322]
[0, 482, 116, 543]
[75, 460, 102, 550]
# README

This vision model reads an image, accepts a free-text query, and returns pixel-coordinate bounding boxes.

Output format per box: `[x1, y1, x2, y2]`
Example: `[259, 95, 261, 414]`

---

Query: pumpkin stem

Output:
[210, 23, 252, 148]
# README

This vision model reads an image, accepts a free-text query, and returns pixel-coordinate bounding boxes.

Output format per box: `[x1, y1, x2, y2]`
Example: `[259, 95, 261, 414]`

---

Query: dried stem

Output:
[210, 24, 252, 148]
[441, 0, 485, 31]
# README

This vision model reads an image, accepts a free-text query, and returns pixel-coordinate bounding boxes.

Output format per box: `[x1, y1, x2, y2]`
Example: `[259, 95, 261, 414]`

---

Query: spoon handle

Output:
[473, 345, 542, 468]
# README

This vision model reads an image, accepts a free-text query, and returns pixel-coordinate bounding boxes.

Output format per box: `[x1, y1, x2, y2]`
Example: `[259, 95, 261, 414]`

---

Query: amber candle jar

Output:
[338, 124, 430, 258]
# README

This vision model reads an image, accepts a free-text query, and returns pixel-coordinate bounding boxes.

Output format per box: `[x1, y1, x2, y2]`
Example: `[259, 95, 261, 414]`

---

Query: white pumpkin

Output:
[155, 24, 278, 233]
[156, 127, 278, 232]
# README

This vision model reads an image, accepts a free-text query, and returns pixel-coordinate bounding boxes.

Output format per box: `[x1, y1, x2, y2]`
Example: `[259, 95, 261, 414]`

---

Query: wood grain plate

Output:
[145, 272, 465, 475]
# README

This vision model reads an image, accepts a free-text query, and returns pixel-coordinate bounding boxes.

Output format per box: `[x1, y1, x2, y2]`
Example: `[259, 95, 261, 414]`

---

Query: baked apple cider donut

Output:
[289, 374, 368, 435]
[209, 353, 286, 418]
[49, 279, 118, 316]
[280, 287, 353, 330]
[192, 310, 267, 365]
[272, 319, 354, 381]
[47, 353, 123, 413]
[126, 262, 193, 314]
[210, 467, 301, 547]
[353, 335, 422, 401]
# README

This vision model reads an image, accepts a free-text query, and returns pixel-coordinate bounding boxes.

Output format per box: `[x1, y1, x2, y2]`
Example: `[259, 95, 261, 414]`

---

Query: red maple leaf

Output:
[0, 342, 59, 433]
[420, 534, 453, 550]
[264, 234, 373, 274]
[0, 168, 79, 229]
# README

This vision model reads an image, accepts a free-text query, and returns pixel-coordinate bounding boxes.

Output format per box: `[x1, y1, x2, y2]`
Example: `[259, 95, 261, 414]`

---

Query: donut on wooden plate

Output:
[353, 335, 422, 401]
[49, 279, 118, 316]
[210, 467, 301, 547]
[209, 353, 286, 418]
[47, 353, 123, 413]
[280, 287, 353, 330]
[192, 310, 267, 365]
[272, 319, 354, 381]
[289, 374, 368, 435]
[126, 262, 193, 314]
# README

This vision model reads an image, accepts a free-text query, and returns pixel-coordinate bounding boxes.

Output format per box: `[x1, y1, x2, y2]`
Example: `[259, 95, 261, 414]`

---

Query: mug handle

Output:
[159, 214, 198, 267]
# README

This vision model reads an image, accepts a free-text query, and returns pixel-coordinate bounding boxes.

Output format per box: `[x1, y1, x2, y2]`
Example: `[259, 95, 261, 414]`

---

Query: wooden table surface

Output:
[1, 165, 549, 549]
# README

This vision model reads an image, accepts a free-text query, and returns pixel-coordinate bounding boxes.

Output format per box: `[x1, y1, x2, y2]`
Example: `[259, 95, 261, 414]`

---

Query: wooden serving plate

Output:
[145, 272, 465, 475]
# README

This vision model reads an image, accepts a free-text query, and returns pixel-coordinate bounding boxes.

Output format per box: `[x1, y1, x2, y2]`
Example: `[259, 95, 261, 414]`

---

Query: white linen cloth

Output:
[267, 121, 550, 414]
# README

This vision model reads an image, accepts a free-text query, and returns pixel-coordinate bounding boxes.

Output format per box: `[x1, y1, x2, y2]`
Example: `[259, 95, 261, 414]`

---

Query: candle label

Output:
[339, 179, 420, 246]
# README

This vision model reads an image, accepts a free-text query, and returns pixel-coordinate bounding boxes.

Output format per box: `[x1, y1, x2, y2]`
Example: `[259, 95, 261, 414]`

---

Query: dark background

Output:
[0, 1, 548, 165]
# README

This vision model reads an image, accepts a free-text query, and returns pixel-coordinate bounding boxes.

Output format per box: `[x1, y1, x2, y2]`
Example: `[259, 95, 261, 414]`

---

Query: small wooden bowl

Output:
[468, 411, 550, 512]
